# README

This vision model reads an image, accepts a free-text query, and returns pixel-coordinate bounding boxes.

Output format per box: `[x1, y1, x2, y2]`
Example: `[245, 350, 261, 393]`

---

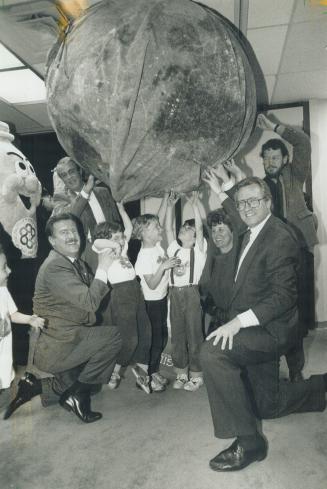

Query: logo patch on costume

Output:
[12, 217, 38, 258]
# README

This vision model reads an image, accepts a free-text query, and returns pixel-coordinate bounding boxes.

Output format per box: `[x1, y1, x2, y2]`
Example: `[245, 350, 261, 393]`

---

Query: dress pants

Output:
[33, 325, 121, 406]
[200, 326, 325, 439]
[285, 248, 315, 377]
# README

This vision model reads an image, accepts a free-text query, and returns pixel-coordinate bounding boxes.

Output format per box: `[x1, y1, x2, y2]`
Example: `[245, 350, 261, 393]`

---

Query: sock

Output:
[136, 363, 148, 374]
[238, 434, 262, 449]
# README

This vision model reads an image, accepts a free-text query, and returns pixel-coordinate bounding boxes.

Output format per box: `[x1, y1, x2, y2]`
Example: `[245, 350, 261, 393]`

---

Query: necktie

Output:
[238, 229, 251, 259]
[74, 259, 91, 285]
[235, 229, 251, 278]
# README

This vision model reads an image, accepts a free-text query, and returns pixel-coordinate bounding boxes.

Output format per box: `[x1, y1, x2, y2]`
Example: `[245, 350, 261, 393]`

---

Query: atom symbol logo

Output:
[19, 223, 36, 250]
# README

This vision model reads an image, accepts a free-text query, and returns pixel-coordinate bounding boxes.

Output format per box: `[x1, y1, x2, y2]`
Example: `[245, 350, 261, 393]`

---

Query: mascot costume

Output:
[0, 121, 42, 365]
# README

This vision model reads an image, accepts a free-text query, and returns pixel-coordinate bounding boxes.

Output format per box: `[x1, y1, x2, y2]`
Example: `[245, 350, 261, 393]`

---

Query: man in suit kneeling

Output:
[4, 213, 121, 423]
[200, 177, 327, 471]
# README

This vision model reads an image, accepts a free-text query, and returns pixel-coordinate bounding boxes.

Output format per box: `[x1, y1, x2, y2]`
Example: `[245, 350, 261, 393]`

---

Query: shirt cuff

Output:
[221, 178, 235, 192]
[80, 189, 90, 200]
[237, 309, 260, 328]
[95, 268, 108, 284]
[218, 192, 228, 203]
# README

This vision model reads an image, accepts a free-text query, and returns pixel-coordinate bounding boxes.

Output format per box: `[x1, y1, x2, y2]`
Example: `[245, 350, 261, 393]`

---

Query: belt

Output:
[170, 284, 198, 288]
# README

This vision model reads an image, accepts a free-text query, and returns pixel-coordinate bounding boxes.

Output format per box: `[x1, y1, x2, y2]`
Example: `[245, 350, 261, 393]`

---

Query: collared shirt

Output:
[235, 213, 271, 280]
[68, 255, 107, 284]
[80, 189, 106, 240]
[235, 213, 271, 328]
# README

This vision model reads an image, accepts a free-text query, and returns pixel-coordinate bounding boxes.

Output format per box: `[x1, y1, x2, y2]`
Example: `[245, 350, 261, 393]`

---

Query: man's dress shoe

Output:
[3, 372, 40, 420]
[59, 391, 102, 423]
[209, 437, 267, 472]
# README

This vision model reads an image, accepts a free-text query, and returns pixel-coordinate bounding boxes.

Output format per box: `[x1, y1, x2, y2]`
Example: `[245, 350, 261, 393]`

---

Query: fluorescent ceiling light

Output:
[0, 69, 46, 103]
[0, 43, 24, 69]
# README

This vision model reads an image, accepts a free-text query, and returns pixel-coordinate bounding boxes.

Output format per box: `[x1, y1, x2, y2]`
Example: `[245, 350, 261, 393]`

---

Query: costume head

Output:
[0, 121, 42, 258]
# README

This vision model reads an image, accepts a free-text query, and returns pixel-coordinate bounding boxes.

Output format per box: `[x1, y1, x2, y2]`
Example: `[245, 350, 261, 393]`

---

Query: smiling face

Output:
[236, 183, 271, 228]
[0, 254, 11, 287]
[211, 223, 233, 253]
[49, 219, 81, 258]
[57, 160, 83, 192]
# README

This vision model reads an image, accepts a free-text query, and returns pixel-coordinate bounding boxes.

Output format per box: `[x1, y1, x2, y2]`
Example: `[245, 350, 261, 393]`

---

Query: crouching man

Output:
[4, 213, 121, 423]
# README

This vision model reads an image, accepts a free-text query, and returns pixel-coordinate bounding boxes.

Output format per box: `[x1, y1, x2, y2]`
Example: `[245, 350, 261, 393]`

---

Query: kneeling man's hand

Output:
[206, 317, 241, 350]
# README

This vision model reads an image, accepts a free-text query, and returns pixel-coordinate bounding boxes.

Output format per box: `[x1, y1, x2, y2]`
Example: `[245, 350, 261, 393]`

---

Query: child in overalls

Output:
[165, 192, 207, 391]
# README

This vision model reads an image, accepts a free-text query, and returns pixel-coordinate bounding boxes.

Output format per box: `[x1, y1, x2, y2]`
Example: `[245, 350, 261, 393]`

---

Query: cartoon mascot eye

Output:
[15, 159, 36, 177]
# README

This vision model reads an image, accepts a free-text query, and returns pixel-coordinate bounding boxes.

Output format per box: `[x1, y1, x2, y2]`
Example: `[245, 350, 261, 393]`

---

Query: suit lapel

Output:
[230, 217, 273, 302]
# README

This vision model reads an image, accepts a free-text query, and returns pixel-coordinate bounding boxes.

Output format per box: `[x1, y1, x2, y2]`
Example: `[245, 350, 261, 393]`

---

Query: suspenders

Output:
[170, 247, 195, 285]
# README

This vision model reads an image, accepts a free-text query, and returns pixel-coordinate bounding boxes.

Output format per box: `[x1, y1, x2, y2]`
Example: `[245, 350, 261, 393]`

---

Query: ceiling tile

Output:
[14, 102, 52, 128]
[272, 70, 327, 104]
[279, 20, 327, 74]
[293, 0, 327, 22]
[263, 75, 277, 104]
[200, 0, 235, 22]
[0, 99, 43, 133]
[248, 0, 294, 28]
[247, 25, 288, 75]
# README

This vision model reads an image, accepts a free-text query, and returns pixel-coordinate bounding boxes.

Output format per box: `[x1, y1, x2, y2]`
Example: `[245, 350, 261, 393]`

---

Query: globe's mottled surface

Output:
[46, 0, 256, 201]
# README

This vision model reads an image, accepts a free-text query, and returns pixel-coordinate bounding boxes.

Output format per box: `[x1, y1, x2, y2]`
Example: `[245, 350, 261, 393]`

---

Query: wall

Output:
[310, 99, 327, 323]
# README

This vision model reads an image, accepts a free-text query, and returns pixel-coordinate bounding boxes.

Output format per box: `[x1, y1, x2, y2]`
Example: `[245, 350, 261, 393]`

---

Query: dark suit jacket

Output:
[33, 250, 109, 371]
[264, 126, 318, 249]
[228, 214, 300, 352]
[53, 185, 120, 240]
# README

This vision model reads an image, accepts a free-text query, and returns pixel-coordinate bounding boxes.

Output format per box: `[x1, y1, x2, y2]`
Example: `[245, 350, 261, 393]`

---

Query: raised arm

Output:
[257, 113, 311, 183]
[223, 159, 246, 183]
[116, 201, 133, 242]
[202, 169, 245, 234]
[185, 191, 204, 251]
[165, 192, 179, 245]
[52, 174, 95, 217]
[157, 192, 169, 227]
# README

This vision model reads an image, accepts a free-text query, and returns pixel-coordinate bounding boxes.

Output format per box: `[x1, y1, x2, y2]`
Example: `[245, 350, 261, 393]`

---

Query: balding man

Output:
[53, 157, 120, 268]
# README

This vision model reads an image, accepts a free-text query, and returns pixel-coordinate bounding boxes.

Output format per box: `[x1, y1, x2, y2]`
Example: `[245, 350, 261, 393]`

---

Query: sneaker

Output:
[107, 372, 121, 390]
[152, 372, 169, 386]
[184, 377, 204, 392]
[173, 374, 188, 390]
[150, 377, 166, 393]
[131, 367, 151, 394]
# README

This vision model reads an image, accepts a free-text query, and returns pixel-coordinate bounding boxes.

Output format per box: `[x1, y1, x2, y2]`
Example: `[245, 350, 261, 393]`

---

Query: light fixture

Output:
[0, 70, 46, 103]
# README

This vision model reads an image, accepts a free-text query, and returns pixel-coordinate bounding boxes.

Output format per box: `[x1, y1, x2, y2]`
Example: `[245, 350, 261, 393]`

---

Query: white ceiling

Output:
[0, 0, 326, 134]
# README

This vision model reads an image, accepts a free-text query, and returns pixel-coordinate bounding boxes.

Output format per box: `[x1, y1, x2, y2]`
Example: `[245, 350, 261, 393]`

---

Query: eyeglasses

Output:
[236, 197, 266, 211]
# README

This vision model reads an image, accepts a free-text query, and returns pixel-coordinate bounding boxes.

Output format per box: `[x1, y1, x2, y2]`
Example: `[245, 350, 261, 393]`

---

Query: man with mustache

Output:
[257, 114, 318, 383]
[3, 213, 121, 423]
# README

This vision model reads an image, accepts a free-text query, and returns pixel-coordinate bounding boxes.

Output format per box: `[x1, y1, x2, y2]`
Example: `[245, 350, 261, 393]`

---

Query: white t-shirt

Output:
[135, 243, 169, 300]
[0, 287, 17, 389]
[107, 242, 136, 284]
[167, 240, 207, 287]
